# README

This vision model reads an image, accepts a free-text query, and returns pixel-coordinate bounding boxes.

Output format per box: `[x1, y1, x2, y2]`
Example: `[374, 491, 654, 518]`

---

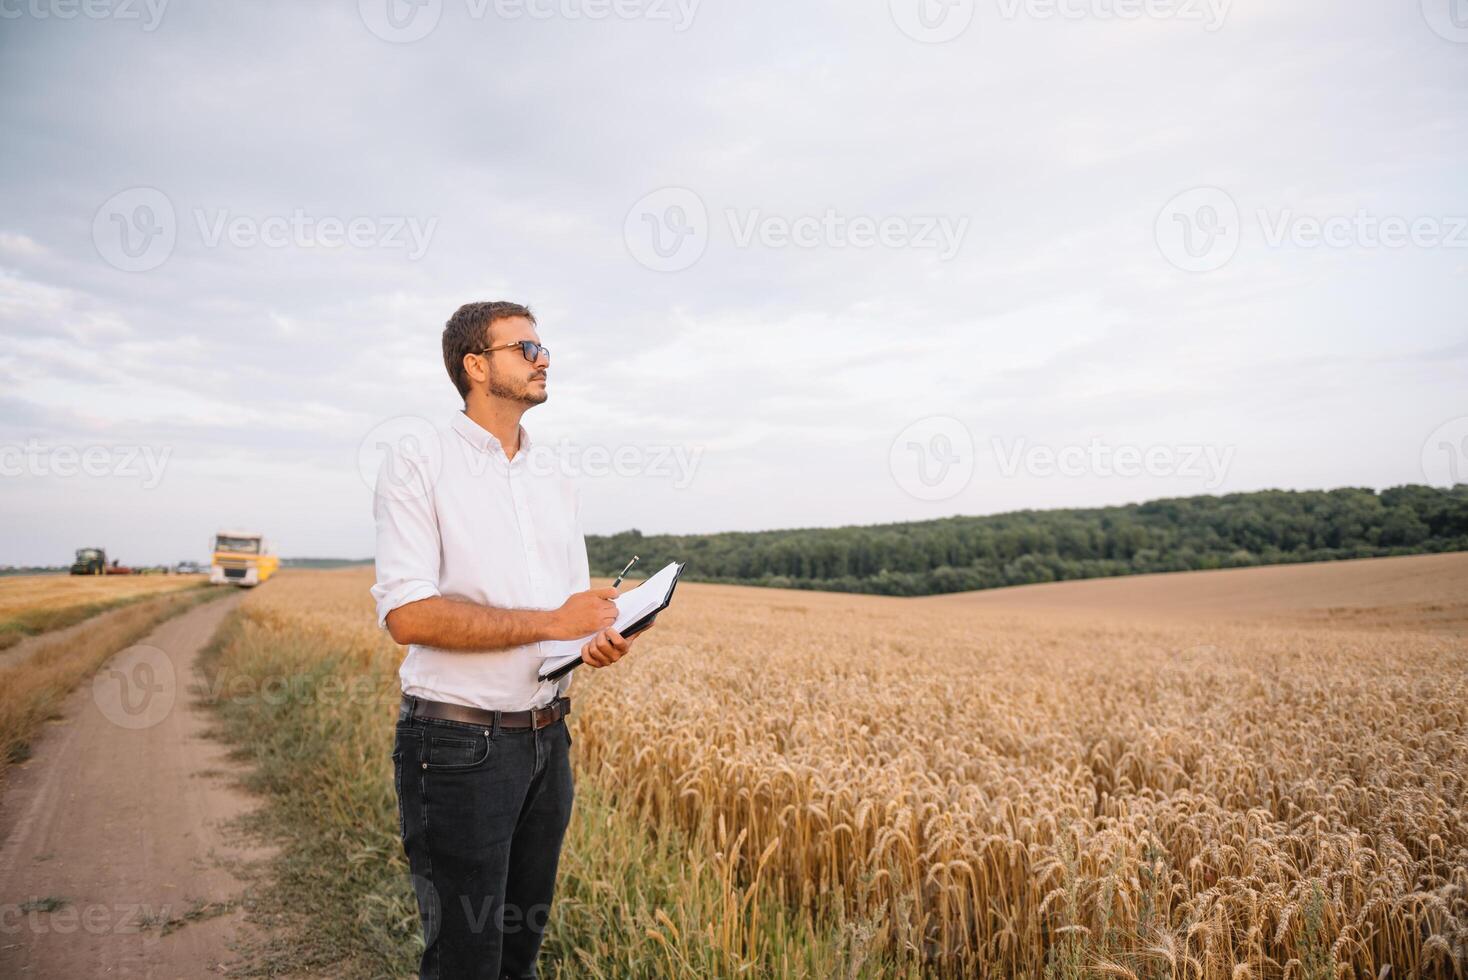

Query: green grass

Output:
[197, 609, 907, 979]
[19, 896, 70, 914]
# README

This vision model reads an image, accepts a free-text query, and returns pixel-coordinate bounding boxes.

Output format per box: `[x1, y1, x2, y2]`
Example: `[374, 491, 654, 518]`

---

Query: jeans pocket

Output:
[391, 725, 419, 760]
[393, 754, 407, 840]
[391, 728, 419, 840]
[423, 729, 494, 771]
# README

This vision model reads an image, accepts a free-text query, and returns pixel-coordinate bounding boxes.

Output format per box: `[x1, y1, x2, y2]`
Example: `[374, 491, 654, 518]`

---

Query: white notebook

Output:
[538, 561, 685, 680]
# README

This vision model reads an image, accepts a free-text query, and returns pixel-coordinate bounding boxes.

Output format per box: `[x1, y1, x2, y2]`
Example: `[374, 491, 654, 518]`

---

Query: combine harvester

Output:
[69, 547, 136, 575]
[209, 530, 279, 588]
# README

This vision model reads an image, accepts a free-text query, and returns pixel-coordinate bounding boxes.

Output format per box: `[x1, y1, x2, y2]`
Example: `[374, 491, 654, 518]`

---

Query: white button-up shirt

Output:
[371, 411, 589, 711]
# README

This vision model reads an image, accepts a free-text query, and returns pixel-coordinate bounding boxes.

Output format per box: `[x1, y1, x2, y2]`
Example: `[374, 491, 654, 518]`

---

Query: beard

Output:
[487, 369, 547, 406]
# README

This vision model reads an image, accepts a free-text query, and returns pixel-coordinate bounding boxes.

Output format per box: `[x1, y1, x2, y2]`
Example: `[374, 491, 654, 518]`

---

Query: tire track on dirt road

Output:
[0, 592, 270, 978]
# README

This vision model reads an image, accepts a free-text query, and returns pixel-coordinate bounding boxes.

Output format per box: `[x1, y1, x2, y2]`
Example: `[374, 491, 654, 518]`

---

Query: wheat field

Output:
[0, 572, 207, 651]
[0, 572, 205, 619]
[213, 556, 1467, 978]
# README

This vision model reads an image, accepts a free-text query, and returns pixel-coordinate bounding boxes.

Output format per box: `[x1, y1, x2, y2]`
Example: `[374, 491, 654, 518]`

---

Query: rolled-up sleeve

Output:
[370, 446, 442, 629]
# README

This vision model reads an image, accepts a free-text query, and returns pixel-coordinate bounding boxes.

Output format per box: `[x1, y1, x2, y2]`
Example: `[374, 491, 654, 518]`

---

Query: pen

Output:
[611, 555, 640, 589]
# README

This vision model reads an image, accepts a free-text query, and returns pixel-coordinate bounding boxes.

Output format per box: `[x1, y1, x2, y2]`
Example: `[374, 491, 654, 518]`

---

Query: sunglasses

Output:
[476, 340, 550, 365]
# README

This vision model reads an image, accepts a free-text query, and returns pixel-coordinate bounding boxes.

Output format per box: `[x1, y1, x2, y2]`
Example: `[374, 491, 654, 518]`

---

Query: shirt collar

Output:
[451, 411, 532, 461]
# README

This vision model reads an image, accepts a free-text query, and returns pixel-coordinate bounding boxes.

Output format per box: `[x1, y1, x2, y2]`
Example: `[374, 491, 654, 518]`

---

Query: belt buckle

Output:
[532, 703, 549, 730]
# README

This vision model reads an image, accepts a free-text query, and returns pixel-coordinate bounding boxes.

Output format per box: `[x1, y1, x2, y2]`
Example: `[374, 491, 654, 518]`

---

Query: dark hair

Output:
[441, 301, 536, 398]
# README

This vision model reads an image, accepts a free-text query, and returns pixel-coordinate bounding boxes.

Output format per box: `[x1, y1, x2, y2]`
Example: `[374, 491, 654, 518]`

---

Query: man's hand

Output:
[581, 623, 650, 668]
[549, 587, 618, 640]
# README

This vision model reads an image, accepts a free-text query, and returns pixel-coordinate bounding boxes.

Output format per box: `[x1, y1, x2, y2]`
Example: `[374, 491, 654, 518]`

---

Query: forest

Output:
[586, 484, 1468, 596]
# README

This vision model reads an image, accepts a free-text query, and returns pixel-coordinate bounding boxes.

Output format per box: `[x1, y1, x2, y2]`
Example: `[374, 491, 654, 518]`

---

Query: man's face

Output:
[482, 315, 548, 406]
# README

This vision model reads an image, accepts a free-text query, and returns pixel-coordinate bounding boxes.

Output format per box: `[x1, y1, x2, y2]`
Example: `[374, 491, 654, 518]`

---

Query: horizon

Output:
[6, 480, 1459, 570]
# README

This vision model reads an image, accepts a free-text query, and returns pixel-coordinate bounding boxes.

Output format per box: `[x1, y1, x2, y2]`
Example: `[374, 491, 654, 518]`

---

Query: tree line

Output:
[586, 484, 1468, 596]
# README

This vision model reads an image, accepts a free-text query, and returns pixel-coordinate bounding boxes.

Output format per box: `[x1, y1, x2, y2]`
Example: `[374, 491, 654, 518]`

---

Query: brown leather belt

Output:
[401, 695, 571, 731]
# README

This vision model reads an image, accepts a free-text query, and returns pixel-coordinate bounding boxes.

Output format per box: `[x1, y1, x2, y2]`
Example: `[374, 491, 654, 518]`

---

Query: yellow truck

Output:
[209, 530, 279, 587]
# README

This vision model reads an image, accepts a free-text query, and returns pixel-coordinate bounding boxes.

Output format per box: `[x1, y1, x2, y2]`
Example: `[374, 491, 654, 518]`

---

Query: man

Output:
[371, 300, 645, 979]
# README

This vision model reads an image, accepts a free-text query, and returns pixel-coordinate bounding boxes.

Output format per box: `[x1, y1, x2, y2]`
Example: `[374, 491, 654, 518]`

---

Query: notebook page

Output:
[538, 561, 681, 676]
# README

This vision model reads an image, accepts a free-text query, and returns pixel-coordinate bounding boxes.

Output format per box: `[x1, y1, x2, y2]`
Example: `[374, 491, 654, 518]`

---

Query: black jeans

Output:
[393, 704, 575, 980]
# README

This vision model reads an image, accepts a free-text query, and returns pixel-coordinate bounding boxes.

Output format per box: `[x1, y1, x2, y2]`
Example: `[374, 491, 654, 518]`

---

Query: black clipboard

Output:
[539, 561, 685, 682]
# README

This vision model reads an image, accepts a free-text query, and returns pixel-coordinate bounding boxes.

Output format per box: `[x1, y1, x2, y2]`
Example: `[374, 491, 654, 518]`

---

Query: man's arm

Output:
[385, 587, 618, 651]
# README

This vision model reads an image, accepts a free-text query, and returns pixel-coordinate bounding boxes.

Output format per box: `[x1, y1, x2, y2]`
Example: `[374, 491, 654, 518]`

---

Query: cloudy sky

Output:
[1, 0, 1465, 566]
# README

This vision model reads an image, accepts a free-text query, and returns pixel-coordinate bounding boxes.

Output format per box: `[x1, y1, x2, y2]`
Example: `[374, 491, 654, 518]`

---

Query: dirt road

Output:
[0, 593, 265, 978]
